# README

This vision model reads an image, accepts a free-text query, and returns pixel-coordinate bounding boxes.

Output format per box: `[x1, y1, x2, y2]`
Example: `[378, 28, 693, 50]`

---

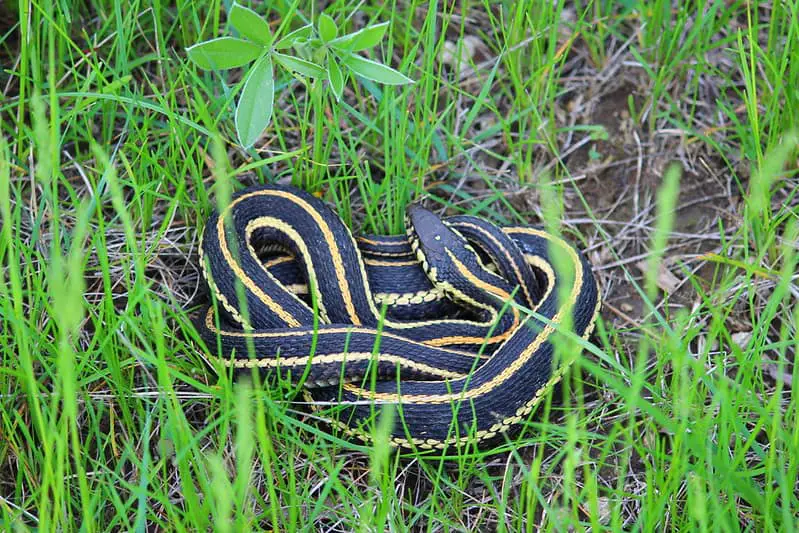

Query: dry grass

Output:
[1, 0, 797, 530]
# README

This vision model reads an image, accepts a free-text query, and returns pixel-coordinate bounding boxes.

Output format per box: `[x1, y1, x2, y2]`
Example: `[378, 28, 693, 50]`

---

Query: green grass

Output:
[1, 0, 798, 530]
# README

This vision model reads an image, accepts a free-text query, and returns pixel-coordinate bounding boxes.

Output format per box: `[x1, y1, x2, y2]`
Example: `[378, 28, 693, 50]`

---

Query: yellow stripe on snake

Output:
[195, 185, 600, 450]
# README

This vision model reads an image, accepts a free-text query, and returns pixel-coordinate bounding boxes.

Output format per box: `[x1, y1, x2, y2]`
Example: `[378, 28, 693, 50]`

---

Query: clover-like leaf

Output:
[273, 52, 327, 78]
[318, 13, 338, 43]
[187, 37, 264, 70]
[330, 22, 388, 52]
[327, 59, 344, 101]
[274, 24, 313, 50]
[229, 2, 271, 46]
[235, 54, 274, 148]
[341, 53, 413, 85]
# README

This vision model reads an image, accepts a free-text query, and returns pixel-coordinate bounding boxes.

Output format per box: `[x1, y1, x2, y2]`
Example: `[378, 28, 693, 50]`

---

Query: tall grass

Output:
[1, 0, 797, 530]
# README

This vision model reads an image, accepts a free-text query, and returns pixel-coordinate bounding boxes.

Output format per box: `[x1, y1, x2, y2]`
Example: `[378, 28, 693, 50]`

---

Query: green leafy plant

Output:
[187, 3, 413, 148]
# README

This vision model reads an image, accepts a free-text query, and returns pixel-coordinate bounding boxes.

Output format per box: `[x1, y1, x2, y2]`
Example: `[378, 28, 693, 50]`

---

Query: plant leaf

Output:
[330, 22, 388, 51]
[341, 54, 413, 85]
[274, 24, 313, 50]
[229, 2, 271, 46]
[187, 37, 264, 70]
[327, 59, 344, 101]
[235, 54, 274, 149]
[273, 52, 326, 78]
[318, 13, 337, 43]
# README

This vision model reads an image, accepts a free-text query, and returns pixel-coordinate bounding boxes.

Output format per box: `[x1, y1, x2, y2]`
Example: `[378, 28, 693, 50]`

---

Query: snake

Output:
[195, 184, 600, 450]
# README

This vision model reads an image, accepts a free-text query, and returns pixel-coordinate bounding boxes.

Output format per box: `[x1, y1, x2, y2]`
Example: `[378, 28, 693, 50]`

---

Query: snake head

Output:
[408, 204, 520, 318]
[406, 205, 477, 283]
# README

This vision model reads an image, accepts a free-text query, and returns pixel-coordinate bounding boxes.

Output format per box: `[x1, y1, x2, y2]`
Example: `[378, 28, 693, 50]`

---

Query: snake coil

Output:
[196, 185, 600, 449]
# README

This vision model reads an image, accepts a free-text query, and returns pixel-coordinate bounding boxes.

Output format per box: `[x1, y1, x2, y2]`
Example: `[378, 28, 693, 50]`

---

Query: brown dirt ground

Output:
[3, 1, 798, 529]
